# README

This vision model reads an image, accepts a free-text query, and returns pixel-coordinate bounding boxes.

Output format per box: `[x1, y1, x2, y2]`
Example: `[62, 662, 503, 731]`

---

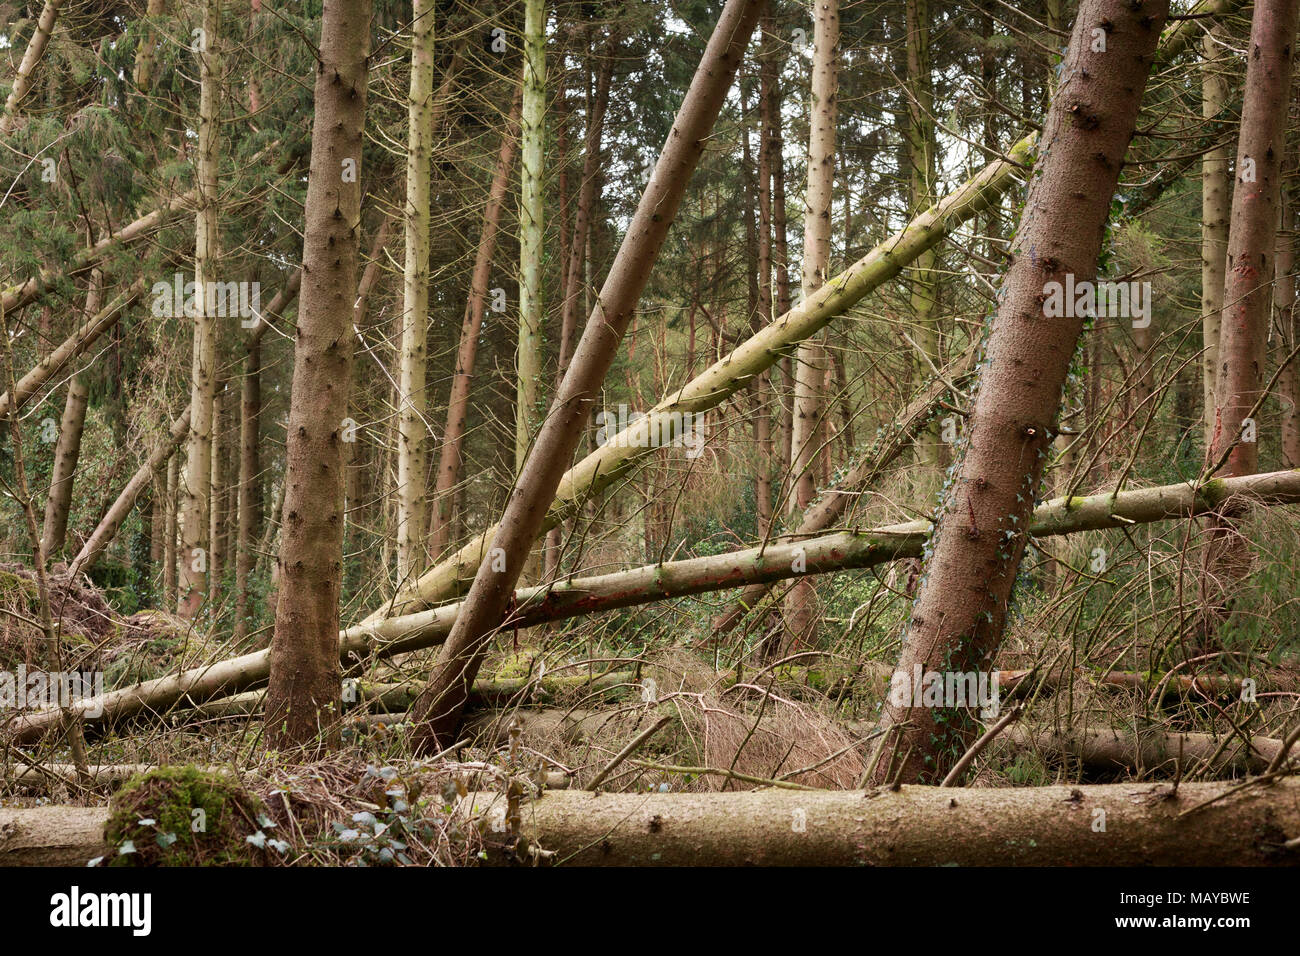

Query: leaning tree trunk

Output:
[870, 0, 1169, 786]
[784, 0, 838, 652]
[407, 0, 767, 754]
[0, 0, 64, 134]
[179, 0, 222, 619]
[265, 0, 371, 752]
[396, 0, 435, 585]
[1198, 0, 1300, 653]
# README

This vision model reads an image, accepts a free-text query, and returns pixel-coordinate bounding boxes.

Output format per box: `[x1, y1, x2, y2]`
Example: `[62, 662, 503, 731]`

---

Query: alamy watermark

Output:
[888, 664, 1000, 718]
[0, 666, 104, 718]
[1042, 274, 1152, 328]
[595, 405, 705, 459]
[151, 273, 263, 327]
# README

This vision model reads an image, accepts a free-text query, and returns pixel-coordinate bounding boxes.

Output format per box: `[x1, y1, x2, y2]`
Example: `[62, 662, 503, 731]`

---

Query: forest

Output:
[0, 0, 1298, 877]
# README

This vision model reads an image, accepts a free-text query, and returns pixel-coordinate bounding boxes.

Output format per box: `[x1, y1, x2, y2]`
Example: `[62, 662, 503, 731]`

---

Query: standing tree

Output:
[265, 0, 372, 752]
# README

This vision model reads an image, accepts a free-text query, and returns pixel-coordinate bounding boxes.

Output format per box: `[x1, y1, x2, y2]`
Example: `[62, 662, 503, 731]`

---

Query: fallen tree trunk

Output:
[8, 468, 1300, 744]
[1007, 727, 1292, 776]
[9, 777, 1296, 867]
[506, 779, 1300, 866]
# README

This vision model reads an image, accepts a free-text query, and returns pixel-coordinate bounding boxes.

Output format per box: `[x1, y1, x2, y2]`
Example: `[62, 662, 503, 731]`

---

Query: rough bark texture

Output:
[406, 0, 767, 753]
[265, 0, 371, 752]
[1199, 0, 1300, 652]
[178, 0, 222, 618]
[1007, 726, 1291, 776]
[501, 779, 1300, 865]
[516, 0, 546, 486]
[1209, 0, 1298, 477]
[1280, 192, 1300, 466]
[871, 0, 1169, 785]
[10, 777, 1300, 866]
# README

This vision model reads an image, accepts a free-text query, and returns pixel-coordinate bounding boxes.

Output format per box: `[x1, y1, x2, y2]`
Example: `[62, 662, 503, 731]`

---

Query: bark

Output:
[234, 338, 263, 644]
[1200, 0, 1300, 651]
[407, 0, 768, 753]
[0, 282, 143, 420]
[178, 0, 222, 619]
[784, 0, 839, 649]
[0, 0, 65, 134]
[870, 0, 1169, 785]
[429, 92, 522, 555]
[265, 0, 371, 752]
[1279, 193, 1300, 466]
[501, 779, 1300, 865]
[1201, 22, 1231, 448]
[396, 0, 435, 584]
[1209, 0, 1298, 478]
[374, 130, 1040, 625]
[66, 407, 191, 578]
[8, 778, 1300, 866]
[1007, 726, 1291, 776]
[10, 467, 1300, 745]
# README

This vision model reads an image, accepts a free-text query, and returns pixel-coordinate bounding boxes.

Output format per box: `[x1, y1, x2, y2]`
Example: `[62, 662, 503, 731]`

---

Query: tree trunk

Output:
[179, 0, 222, 618]
[870, 0, 1168, 785]
[265, 0, 371, 752]
[407, 0, 767, 753]
[502, 780, 1300, 866]
[515, 0, 547, 587]
[784, 0, 839, 651]
[0, 0, 65, 134]
[1197, 0, 1300, 654]
[429, 92, 523, 556]
[1201, 22, 1231, 449]
[1279, 191, 1300, 466]
[396, 0, 435, 585]
[133, 0, 167, 92]
[8, 778, 1300, 866]
[164, 454, 177, 609]
[905, 0, 943, 478]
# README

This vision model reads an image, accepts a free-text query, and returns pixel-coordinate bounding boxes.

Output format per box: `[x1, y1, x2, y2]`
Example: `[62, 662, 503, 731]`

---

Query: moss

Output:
[105, 765, 271, 866]
[0, 569, 38, 609]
